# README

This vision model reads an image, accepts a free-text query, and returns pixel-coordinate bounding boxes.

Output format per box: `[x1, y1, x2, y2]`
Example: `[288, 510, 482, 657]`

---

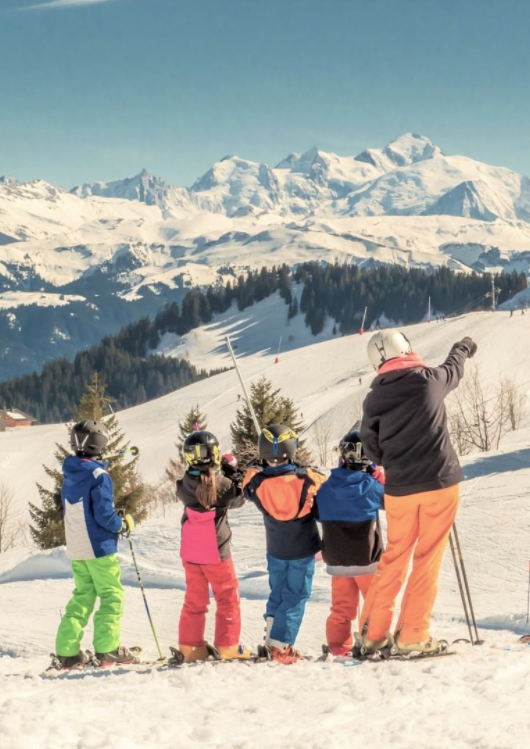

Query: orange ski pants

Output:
[359, 485, 459, 644]
[326, 574, 374, 655]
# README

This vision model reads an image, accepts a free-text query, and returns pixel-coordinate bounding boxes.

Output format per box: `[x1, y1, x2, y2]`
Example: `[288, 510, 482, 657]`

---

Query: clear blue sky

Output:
[1, 0, 529, 188]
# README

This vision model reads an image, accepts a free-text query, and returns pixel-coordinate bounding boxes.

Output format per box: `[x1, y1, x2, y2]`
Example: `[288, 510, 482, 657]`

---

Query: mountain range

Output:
[1, 132, 530, 379]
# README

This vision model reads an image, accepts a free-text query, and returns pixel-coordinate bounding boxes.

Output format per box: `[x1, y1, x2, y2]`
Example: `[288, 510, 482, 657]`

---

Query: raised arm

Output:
[431, 337, 477, 395]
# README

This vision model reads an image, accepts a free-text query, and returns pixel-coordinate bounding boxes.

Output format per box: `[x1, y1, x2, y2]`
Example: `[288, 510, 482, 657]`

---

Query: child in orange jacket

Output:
[243, 424, 326, 663]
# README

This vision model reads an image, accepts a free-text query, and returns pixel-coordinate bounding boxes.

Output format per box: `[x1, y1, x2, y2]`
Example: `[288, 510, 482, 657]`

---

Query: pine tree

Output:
[178, 405, 209, 450]
[29, 440, 69, 549]
[163, 405, 210, 487]
[75, 371, 113, 420]
[230, 376, 310, 468]
[104, 415, 148, 522]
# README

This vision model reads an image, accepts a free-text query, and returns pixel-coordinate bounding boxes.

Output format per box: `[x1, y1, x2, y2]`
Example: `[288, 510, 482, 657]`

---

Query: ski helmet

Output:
[339, 429, 364, 469]
[182, 430, 220, 469]
[70, 419, 109, 457]
[258, 424, 298, 463]
[367, 330, 413, 370]
[221, 453, 238, 469]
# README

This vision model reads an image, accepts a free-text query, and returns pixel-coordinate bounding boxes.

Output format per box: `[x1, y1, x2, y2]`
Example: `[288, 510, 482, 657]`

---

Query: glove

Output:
[119, 514, 135, 537]
[460, 337, 478, 358]
[361, 457, 375, 473]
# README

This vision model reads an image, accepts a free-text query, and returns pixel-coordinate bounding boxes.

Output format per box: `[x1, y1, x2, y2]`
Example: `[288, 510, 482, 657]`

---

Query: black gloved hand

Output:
[361, 457, 375, 474]
[221, 462, 238, 478]
[460, 337, 478, 358]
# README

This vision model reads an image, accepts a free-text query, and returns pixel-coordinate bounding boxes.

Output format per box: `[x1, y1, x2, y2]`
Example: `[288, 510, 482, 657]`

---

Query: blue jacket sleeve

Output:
[91, 472, 122, 534]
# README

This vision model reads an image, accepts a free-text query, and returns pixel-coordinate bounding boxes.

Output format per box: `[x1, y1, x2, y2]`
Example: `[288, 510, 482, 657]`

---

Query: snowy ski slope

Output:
[1, 307, 530, 748]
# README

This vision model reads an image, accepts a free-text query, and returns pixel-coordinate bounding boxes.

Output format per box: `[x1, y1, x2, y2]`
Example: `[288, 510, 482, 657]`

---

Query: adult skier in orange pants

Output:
[359, 331, 477, 655]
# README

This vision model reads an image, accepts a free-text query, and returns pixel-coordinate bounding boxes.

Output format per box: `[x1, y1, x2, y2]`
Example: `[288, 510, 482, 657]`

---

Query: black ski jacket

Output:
[361, 340, 473, 496]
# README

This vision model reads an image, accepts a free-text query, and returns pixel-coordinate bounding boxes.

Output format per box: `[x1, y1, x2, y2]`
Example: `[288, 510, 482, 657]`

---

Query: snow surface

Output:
[0, 291, 85, 310]
[1, 308, 530, 748]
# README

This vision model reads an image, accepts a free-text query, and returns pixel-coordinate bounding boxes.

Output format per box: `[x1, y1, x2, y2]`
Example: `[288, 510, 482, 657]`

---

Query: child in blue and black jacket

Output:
[314, 429, 384, 656]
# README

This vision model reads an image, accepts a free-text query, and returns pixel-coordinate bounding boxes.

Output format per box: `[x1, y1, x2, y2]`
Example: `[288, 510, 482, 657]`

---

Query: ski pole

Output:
[452, 523, 483, 645]
[526, 561, 530, 625]
[226, 335, 261, 437]
[449, 530, 473, 644]
[127, 535, 165, 660]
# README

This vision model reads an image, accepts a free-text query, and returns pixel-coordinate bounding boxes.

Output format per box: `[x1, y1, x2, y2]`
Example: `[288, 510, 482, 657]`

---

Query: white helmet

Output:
[367, 330, 413, 370]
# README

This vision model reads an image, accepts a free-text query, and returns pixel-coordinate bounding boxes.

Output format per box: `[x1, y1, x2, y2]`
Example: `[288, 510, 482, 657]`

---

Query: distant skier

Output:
[358, 331, 477, 655]
[177, 432, 252, 662]
[51, 420, 135, 669]
[243, 425, 326, 663]
[314, 430, 385, 656]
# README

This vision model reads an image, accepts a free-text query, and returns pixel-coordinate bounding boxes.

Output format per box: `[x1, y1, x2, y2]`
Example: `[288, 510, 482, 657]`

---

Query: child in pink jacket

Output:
[177, 433, 250, 662]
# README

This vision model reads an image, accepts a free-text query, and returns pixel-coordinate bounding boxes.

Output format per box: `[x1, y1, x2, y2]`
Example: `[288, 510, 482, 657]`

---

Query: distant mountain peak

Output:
[383, 132, 444, 165]
[355, 133, 443, 170]
[423, 179, 500, 221]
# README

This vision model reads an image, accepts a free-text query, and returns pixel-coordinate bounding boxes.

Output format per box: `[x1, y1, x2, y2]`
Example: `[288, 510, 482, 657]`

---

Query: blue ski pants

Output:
[265, 554, 315, 646]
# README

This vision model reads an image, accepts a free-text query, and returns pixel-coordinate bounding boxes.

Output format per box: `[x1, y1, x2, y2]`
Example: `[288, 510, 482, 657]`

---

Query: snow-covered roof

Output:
[0, 409, 36, 422]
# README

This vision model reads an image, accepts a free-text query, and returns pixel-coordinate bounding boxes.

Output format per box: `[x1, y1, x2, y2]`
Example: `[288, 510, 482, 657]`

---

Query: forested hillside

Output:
[0, 263, 525, 422]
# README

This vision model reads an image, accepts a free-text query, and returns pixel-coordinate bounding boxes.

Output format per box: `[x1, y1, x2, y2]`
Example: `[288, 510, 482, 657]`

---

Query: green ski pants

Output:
[56, 554, 124, 656]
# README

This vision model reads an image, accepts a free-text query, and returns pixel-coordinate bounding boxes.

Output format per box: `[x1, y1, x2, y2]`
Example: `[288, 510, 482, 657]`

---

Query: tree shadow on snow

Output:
[462, 447, 530, 480]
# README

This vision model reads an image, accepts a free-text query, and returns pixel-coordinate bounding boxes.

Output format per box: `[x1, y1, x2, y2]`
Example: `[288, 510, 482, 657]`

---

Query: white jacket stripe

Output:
[65, 500, 95, 560]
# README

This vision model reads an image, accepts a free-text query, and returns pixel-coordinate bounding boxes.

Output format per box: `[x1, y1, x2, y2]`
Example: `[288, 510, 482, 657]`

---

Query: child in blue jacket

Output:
[314, 429, 384, 656]
[51, 419, 134, 670]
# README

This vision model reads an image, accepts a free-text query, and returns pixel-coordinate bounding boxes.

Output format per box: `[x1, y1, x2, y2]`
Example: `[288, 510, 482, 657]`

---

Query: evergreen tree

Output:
[177, 404, 209, 450]
[104, 415, 148, 522]
[164, 405, 210, 488]
[29, 441, 69, 550]
[230, 376, 310, 467]
[75, 371, 113, 420]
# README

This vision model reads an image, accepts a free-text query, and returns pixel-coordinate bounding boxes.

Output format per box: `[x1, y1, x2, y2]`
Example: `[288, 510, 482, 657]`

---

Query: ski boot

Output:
[48, 651, 89, 671]
[94, 646, 137, 667]
[269, 644, 303, 664]
[354, 625, 392, 658]
[393, 634, 448, 656]
[177, 644, 211, 663]
[324, 643, 353, 658]
[216, 644, 255, 660]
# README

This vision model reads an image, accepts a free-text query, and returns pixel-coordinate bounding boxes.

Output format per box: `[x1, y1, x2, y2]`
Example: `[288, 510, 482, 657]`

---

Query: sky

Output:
[0, 0, 529, 188]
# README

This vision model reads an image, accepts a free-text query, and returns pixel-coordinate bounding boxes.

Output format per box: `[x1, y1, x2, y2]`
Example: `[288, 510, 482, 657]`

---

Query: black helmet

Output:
[258, 424, 298, 463]
[339, 429, 364, 468]
[70, 419, 109, 457]
[182, 431, 220, 469]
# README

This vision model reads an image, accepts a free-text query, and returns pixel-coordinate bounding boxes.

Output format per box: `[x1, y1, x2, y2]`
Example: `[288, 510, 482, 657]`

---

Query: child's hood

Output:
[326, 467, 374, 495]
[317, 467, 383, 518]
[63, 455, 108, 486]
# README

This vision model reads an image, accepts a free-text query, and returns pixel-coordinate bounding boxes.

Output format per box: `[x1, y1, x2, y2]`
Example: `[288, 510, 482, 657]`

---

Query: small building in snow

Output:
[0, 409, 38, 428]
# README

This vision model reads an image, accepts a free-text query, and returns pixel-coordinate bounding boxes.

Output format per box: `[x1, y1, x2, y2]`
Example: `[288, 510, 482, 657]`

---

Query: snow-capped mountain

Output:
[71, 168, 195, 216]
[2, 132, 530, 378]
